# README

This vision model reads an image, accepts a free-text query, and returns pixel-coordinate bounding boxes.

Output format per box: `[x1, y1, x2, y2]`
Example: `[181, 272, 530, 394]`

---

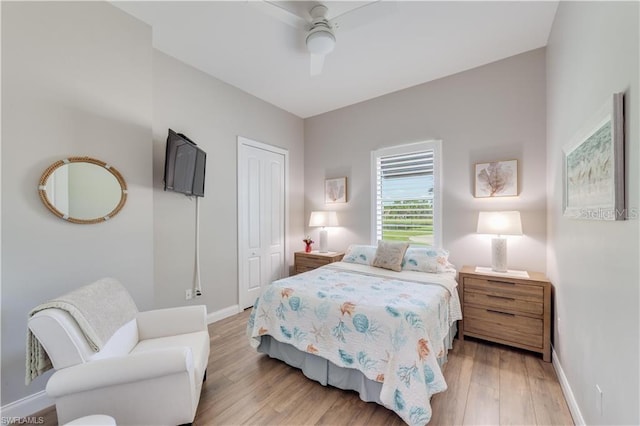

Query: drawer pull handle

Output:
[488, 280, 515, 286]
[486, 295, 515, 301]
[486, 309, 515, 317]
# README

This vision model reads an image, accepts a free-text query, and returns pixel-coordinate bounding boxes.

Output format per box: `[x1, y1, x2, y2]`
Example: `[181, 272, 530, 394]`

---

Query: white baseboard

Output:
[552, 346, 585, 426]
[2, 305, 242, 419]
[0, 390, 53, 420]
[207, 304, 241, 324]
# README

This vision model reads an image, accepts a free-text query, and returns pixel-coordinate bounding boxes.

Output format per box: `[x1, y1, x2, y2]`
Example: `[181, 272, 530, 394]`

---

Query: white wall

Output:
[1, 1, 154, 405]
[546, 2, 639, 424]
[304, 49, 547, 272]
[152, 50, 305, 311]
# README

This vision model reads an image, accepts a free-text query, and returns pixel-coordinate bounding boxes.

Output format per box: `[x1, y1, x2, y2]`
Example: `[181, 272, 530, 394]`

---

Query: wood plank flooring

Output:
[32, 309, 573, 425]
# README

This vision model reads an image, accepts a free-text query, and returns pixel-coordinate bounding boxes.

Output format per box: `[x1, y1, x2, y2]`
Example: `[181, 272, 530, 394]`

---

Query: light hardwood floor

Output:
[34, 309, 574, 425]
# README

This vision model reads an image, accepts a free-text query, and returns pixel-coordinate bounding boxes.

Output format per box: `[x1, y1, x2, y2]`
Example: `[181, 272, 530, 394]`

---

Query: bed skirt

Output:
[257, 321, 458, 406]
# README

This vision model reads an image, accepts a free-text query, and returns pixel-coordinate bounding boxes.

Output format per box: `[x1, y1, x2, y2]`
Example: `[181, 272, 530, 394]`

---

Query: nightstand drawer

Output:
[294, 251, 344, 275]
[295, 265, 316, 274]
[464, 306, 543, 348]
[296, 256, 328, 269]
[464, 277, 543, 302]
[464, 291, 543, 316]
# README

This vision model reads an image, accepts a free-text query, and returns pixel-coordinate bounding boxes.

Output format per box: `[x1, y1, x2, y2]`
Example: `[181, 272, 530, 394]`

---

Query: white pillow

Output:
[372, 241, 410, 272]
[342, 245, 377, 265]
[402, 246, 455, 273]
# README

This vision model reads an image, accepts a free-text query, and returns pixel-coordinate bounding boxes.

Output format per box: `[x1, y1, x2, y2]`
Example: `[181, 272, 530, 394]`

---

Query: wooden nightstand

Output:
[294, 251, 344, 274]
[458, 265, 552, 362]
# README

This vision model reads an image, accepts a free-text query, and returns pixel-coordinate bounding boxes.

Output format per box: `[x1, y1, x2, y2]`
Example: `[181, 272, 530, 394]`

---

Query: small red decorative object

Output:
[303, 236, 314, 253]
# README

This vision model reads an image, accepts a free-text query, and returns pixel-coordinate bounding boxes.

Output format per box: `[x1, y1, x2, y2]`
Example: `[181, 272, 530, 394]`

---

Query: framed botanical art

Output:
[325, 177, 347, 203]
[563, 92, 625, 220]
[474, 160, 518, 197]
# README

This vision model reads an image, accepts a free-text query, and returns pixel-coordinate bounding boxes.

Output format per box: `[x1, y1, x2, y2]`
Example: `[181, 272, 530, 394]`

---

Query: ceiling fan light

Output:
[306, 29, 335, 55]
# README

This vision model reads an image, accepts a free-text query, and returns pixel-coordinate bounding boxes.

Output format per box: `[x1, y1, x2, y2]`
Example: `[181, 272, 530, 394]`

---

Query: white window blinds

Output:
[372, 141, 441, 246]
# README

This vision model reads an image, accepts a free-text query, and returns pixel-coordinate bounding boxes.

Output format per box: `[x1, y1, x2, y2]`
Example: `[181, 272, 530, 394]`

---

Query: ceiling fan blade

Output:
[250, 0, 307, 31]
[330, 0, 399, 33]
[310, 53, 325, 76]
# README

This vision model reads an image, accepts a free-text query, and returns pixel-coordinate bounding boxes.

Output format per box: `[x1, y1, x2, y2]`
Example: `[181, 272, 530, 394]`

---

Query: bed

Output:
[247, 247, 462, 425]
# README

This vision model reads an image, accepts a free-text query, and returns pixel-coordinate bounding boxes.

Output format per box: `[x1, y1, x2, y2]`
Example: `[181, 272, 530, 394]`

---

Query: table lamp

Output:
[477, 211, 523, 272]
[309, 211, 338, 253]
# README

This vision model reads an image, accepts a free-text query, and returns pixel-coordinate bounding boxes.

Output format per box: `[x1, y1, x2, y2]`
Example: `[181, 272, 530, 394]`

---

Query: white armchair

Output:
[28, 284, 210, 426]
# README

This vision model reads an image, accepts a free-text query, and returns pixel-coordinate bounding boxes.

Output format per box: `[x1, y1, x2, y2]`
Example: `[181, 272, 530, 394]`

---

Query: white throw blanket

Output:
[26, 277, 138, 384]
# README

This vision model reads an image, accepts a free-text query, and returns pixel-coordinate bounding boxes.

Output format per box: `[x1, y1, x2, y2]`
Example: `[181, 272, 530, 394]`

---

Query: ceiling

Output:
[113, 1, 559, 118]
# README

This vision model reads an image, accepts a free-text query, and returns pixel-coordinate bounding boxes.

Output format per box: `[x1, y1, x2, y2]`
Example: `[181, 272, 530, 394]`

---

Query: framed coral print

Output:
[325, 177, 347, 203]
[563, 92, 625, 220]
[474, 160, 518, 197]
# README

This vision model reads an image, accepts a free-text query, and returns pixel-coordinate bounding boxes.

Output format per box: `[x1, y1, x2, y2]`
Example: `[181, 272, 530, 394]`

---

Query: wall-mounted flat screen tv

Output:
[164, 129, 206, 197]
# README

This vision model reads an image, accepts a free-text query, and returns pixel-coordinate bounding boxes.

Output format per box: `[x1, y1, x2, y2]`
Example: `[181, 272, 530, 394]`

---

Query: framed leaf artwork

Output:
[325, 177, 347, 203]
[474, 160, 518, 198]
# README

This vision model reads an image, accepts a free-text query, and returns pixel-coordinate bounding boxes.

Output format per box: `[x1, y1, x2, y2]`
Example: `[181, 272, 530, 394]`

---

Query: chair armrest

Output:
[137, 305, 207, 340]
[46, 347, 194, 398]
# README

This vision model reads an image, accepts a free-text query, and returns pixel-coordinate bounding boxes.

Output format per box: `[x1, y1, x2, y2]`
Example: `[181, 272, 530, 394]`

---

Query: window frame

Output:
[370, 140, 442, 247]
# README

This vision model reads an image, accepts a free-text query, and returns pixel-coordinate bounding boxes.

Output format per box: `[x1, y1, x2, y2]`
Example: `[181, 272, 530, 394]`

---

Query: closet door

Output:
[238, 137, 287, 309]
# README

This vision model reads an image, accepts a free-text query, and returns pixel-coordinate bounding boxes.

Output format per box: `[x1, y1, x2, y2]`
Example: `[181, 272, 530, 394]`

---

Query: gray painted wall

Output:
[304, 49, 547, 272]
[152, 50, 305, 311]
[546, 2, 639, 424]
[0, 1, 305, 408]
[1, 2, 154, 404]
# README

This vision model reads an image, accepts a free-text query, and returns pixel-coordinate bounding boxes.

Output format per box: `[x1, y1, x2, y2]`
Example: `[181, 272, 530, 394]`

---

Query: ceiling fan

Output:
[253, 1, 398, 76]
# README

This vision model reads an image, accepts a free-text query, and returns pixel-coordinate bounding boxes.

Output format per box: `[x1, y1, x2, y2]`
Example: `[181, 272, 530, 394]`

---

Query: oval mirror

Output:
[38, 157, 127, 224]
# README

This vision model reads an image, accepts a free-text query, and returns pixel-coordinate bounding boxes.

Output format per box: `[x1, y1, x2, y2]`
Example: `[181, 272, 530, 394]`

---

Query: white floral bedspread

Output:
[247, 262, 462, 425]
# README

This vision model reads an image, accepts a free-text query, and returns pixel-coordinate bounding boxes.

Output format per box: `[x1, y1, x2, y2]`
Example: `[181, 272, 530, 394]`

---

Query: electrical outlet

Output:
[596, 384, 603, 416]
[185, 289, 193, 300]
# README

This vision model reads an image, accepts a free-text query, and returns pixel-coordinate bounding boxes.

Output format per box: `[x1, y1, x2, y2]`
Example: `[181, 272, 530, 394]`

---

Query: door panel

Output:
[269, 252, 282, 283]
[269, 161, 282, 247]
[238, 138, 287, 309]
[248, 256, 261, 291]
[247, 156, 261, 250]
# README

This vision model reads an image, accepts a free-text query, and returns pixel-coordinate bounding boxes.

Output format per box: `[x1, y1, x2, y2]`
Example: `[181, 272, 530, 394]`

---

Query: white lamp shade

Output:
[309, 211, 339, 227]
[477, 211, 523, 236]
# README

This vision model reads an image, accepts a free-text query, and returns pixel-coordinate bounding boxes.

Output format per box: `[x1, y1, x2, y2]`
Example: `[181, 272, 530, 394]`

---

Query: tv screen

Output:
[164, 129, 206, 197]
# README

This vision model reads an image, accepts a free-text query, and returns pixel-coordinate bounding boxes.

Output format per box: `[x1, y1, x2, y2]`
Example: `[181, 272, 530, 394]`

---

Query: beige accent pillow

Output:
[372, 240, 410, 272]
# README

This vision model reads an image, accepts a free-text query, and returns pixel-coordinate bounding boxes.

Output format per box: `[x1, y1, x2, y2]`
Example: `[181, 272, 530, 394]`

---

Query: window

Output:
[371, 141, 441, 247]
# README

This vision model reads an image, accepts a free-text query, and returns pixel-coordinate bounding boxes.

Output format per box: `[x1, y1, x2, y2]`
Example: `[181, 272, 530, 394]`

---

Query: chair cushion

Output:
[130, 330, 210, 381]
[89, 319, 139, 362]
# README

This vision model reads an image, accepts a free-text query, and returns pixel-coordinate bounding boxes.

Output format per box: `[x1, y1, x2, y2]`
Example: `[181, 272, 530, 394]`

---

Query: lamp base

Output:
[491, 237, 507, 272]
[318, 228, 328, 253]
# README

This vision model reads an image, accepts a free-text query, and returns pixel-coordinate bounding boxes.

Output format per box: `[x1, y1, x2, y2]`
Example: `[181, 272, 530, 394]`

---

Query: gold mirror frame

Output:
[38, 156, 128, 224]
